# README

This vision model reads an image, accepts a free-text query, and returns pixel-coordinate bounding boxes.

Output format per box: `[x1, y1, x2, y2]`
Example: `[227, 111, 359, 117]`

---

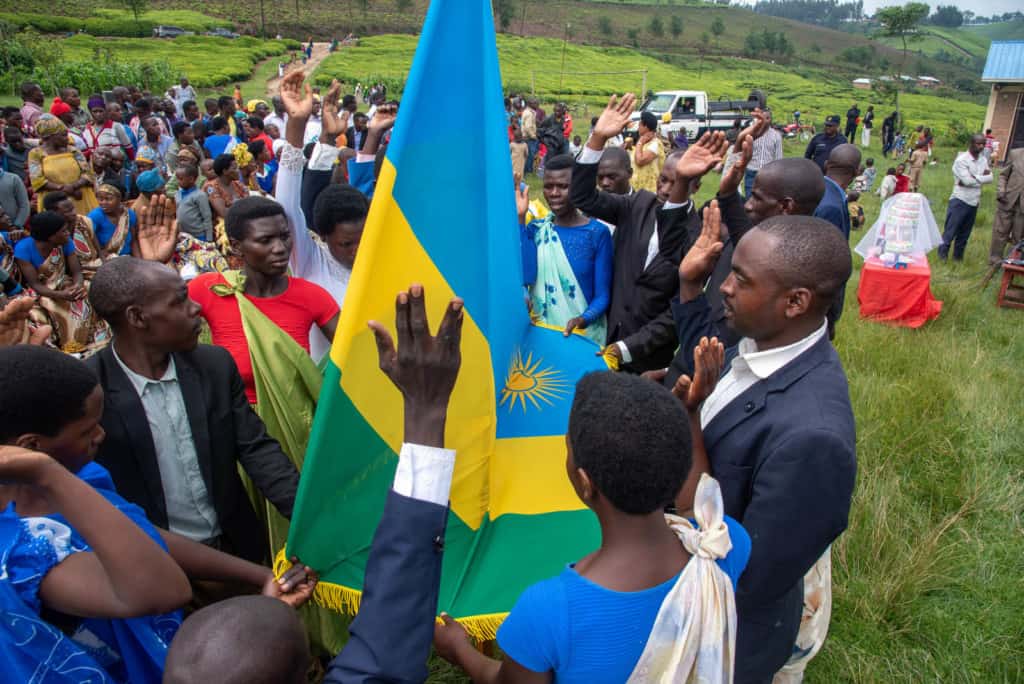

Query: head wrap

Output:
[97, 183, 123, 199]
[233, 143, 254, 168]
[50, 99, 72, 117]
[246, 99, 268, 114]
[88, 95, 105, 110]
[136, 169, 166, 193]
[135, 145, 158, 167]
[35, 115, 67, 138]
[272, 138, 286, 157]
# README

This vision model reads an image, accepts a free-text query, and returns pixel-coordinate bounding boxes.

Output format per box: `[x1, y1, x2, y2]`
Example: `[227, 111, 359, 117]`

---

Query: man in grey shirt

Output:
[0, 162, 30, 229]
[86, 256, 300, 563]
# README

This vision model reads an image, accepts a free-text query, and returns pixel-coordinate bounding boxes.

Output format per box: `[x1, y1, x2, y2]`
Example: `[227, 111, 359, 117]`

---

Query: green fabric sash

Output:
[212, 271, 346, 655]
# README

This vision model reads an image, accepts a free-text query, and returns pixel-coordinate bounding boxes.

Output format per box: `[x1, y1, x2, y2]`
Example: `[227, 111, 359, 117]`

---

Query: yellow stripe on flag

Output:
[489, 435, 587, 518]
[329, 158, 496, 530]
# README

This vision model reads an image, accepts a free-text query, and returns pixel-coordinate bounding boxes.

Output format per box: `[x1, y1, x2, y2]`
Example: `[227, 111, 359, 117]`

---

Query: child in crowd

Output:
[435, 370, 751, 682]
[176, 164, 214, 241]
[200, 157, 217, 184]
[894, 162, 910, 194]
[569, 134, 582, 157]
[847, 190, 865, 230]
[510, 130, 528, 179]
[862, 157, 876, 190]
[877, 167, 897, 201]
[907, 140, 928, 192]
[2, 127, 29, 182]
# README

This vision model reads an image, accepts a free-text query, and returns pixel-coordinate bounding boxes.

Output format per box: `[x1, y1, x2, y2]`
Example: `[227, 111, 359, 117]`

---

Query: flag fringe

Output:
[274, 548, 508, 642]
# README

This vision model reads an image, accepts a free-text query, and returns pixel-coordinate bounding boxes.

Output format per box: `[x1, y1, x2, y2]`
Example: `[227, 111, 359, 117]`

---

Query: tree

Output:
[710, 17, 725, 46]
[395, 0, 413, 12]
[671, 15, 683, 38]
[598, 15, 614, 37]
[627, 27, 640, 48]
[930, 5, 963, 27]
[121, 0, 147, 27]
[494, 0, 516, 32]
[649, 16, 664, 37]
[876, 3, 929, 67]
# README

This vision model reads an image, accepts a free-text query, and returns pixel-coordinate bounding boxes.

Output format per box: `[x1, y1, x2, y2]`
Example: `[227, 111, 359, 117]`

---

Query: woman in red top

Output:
[188, 196, 339, 403]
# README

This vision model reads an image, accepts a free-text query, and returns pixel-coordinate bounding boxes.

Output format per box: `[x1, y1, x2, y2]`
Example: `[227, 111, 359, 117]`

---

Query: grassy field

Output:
[864, 20, 1024, 65]
[313, 34, 986, 129]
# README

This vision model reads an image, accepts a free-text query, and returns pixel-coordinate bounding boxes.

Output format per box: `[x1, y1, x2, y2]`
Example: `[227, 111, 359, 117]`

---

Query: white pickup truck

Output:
[628, 90, 759, 142]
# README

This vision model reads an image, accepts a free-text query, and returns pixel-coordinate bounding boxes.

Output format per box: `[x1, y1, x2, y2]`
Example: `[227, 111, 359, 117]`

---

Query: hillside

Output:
[5, 0, 981, 86]
[867, 20, 1024, 72]
[314, 33, 986, 127]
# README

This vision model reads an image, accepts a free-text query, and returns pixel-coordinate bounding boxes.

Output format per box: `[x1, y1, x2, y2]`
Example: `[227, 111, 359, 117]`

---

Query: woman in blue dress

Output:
[86, 179, 137, 259]
[517, 154, 613, 345]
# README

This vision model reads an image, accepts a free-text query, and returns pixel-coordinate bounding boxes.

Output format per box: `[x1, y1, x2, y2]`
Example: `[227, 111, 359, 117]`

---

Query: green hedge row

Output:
[0, 9, 232, 38]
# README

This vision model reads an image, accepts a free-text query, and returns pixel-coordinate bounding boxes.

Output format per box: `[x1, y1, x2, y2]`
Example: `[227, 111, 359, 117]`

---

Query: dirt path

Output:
[265, 42, 332, 95]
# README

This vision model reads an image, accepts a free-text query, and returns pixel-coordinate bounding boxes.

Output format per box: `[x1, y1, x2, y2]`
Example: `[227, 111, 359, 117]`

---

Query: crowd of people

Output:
[0, 58, 1017, 684]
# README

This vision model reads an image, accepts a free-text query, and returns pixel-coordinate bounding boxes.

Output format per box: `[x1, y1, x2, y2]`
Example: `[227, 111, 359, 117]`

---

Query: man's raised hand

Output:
[718, 136, 752, 197]
[589, 94, 636, 150]
[368, 284, 464, 448]
[671, 336, 725, 413]
[368, 103, 398, 135]
[678, 200, 725, 301]
[674, 131, 730, 184]
[320, 78, 349, 139]
[136, 195, 179, 264]
[279, 71, 314, 120]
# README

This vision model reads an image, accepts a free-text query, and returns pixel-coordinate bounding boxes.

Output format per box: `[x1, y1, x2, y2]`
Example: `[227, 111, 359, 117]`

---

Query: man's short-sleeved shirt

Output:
[188, 273, 338, 403]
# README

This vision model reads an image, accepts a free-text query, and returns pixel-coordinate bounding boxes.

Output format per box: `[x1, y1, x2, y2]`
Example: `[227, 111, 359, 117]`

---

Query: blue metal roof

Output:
[982, 41, 1024, 82]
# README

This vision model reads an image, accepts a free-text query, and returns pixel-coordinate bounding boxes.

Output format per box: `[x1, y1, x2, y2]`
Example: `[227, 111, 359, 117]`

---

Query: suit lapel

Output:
[702, 336, 835, 452]
[174, 353, 216, 496]
[100, 348, 168, 523]
[636, 195, 658, 274]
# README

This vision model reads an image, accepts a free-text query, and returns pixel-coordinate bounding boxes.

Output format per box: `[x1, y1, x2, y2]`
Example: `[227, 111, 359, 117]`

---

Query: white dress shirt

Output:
[701, 320, 828, 427]
[112, 347, 221, 541]
[276, 143, 352, 361]
[949, 150, 992, 207]
[392, 443, 456, 506]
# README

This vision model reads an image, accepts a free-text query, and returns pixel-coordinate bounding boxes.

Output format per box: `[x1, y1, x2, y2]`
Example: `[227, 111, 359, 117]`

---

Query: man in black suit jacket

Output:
[675, 207, 856, 683]
[663, 145, 826, 386]
[86, 256, 300, 564]
[570, 94, 726, 372]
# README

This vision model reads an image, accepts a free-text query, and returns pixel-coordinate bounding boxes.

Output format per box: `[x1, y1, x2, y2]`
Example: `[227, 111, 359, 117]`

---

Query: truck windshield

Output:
[642, 94, 677, 113]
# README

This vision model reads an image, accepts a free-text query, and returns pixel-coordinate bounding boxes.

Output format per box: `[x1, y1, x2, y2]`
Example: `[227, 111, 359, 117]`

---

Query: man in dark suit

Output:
[164, 285, 466, 684]
[663, 137, 826, 386]
[570, 94, 726, 372]
[86, 256, 300, 564]
[674, 206, 856, 683]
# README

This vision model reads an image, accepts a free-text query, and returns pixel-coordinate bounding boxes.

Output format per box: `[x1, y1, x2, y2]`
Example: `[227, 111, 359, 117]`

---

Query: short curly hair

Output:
[311, 184, 368, 237]
[0, 346, 98, 443]
[568, 372, 691, 514]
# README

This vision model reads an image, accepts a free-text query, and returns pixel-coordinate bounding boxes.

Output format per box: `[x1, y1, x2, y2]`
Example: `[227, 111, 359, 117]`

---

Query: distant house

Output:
[853, 78, 872, 89]
[982, 41, 1024, 162]
[918, 76, 941, 88]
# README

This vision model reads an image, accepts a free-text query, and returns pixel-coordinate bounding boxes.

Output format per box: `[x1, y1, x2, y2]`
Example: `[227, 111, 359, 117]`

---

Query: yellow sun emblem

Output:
[499, 348, 568, 412]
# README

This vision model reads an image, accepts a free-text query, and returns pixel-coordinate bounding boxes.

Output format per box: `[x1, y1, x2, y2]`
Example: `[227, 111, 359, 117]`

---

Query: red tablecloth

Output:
[857, 256, 943, 328]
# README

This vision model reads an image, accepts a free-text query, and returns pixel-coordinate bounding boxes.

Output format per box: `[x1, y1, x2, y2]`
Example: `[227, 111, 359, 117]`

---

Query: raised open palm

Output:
[592, 93, 637, 142]
[136, 195, 179, 264]
[279, 71, 313, 120]
[679, 200, 725, 285]
[321, 78, 349, 137]
[675, 131, 730, 181]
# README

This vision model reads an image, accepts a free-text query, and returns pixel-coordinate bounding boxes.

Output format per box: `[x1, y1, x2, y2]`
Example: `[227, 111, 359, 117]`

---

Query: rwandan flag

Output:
[282, 0, 609, 638]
